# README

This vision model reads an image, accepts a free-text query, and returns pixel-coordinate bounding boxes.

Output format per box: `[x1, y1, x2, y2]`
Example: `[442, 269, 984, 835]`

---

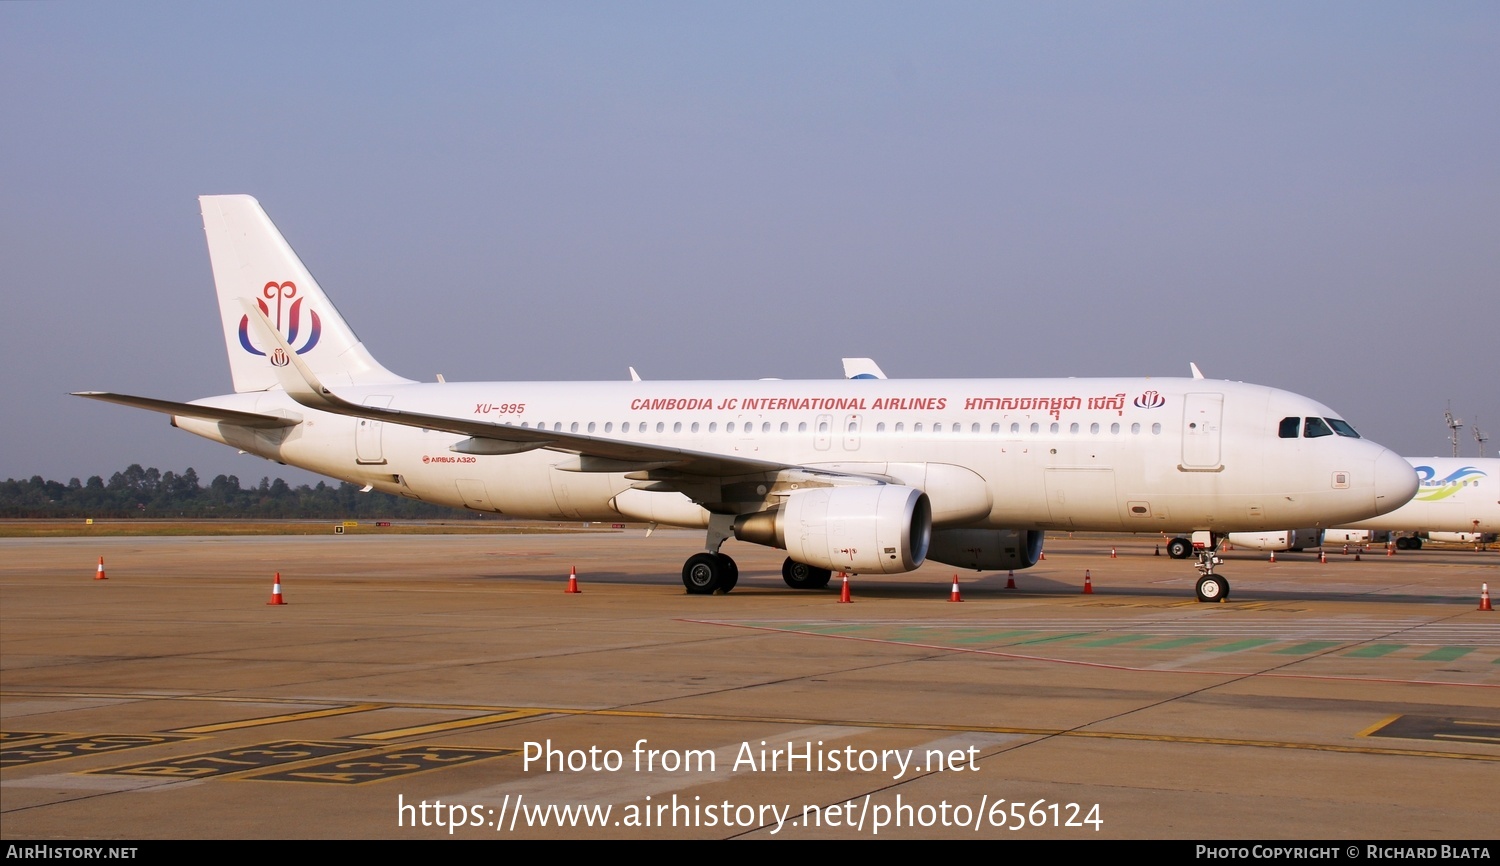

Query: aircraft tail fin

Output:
[199, 194, 412, 393]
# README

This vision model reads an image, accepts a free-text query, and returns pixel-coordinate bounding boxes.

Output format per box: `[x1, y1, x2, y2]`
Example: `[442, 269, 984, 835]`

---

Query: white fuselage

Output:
[176, 375, 1414, 535]
[1336, 457, 1499, 534]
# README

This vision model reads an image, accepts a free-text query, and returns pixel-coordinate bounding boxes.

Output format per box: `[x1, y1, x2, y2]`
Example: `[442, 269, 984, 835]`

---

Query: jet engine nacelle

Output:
[1224, 528, 1323, 551]
[1427, 531, 1495, 544]
[734, 485, 932, 574]
[1323, 528, 1384, 544]
[925, 528, 1044, 572]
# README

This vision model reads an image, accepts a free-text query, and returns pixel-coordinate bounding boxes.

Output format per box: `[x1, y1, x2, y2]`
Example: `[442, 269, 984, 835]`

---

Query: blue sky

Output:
[3, 2, 1496, 486]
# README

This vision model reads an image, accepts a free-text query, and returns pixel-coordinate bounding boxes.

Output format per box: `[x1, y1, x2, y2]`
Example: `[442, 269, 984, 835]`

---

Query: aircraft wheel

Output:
[1195, 575, 1229, 603]
[1395, 537, 1411, 550]
[1410, 537, 1423, 550]
[682, 553, 724, 595]
[716, 553, 739, 593]
[1167, 537, 1192, 559]
[782, 557, 832, 589]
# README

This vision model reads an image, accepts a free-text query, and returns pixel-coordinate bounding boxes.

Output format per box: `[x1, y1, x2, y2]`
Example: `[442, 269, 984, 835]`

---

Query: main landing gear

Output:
[682, 513, 740, 595]
[781, 557, 833, 589]
[1193, 539, 1230, 603]
[682, 552, 738, 594]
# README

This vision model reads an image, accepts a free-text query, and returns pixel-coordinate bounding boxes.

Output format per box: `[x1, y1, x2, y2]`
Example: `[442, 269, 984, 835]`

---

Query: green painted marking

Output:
[1418, 646, 1476, 662]
[1077, 634, 1154, 648]
[1013, 632, 1095, 646]
[952, 630, 1039, 644]
[1209, 638, 1277, 653]
[1275, 641, 1344, 655]
[1346, 644, 1404, 658]
[1142, 636, 1214, 649]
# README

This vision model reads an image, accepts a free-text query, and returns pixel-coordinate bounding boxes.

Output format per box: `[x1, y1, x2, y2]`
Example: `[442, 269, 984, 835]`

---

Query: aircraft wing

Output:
[72, 392, 300, 429]
[241, 302, 857, 482]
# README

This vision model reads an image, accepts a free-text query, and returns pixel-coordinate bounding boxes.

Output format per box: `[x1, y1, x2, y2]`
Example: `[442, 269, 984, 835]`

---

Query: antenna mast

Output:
[1445, 404, 1463, 458]
[1475, 418, 1489, 458]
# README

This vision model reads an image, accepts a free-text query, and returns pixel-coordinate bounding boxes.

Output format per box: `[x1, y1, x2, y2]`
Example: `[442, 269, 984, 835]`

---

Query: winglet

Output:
[239, 298, 342, 411]
[1190, 362, 1205, 380]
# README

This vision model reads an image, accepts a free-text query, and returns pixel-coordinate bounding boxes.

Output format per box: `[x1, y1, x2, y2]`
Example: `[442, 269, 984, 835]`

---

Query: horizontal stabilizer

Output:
[72, 392, 299, 429]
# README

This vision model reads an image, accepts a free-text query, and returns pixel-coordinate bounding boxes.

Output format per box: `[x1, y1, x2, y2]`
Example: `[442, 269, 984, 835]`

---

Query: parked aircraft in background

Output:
[76, 196, 1418, 603]
[1223, 457, 1498, 552]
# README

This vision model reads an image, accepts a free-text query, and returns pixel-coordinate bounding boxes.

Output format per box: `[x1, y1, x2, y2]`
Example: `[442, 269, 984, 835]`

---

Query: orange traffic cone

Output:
[267, 572, 287, 605]
[1083, 569, 1093, 594]
[1006, 570, 1016, 589]
[949, 575, 963, 602]
[1319, 550, 1327, 564]
[1110, 547, 1117, 559]
[1481, 583, 1493, 612]
[1387, 543, 1394, 556]
[1154, 544, 1160, 556]
[1342, 544, 1349, 555]
[95, 556, 107, 580]
[565, 565, 581, 594]
[1269, 550, 1276, 563]
[1039, 550, 1046, 561]
[838, 572, 851, 604]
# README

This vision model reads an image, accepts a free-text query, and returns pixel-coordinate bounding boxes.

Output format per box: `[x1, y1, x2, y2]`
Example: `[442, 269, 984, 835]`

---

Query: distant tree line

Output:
[0, 465, 489, 520]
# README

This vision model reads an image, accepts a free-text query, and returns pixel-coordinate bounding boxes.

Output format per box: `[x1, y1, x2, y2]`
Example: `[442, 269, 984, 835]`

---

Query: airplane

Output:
[1223, 457, 1498, 553]
[75, 195, 1419, 603]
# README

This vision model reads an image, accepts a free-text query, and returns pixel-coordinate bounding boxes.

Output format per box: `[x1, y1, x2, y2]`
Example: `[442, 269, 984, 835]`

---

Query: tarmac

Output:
[2, 528, 1496, 840]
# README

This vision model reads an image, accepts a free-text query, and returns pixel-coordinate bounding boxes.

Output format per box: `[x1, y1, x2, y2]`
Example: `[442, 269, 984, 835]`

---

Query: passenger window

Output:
[1151, 422, 1161, 434]
[1030, 423, 1040, 434]
[1131, 422, 1140, 434]
[1091, 422, 1100, 434]
[727, 422, 736, 433]
[798, 422, 807, 433]
[1010, 422, 1020, 434]
[691, 422, 700, 433]
[1326, 418, 1361, 438]
[1279, 417, 1301, 438]
[1049, 423, 1059, 434]
[1304, 417, 1333, 438]
[1070, 422, 1080, 434]
[604, 422, 613, 433]
[781, 422, 790, 433]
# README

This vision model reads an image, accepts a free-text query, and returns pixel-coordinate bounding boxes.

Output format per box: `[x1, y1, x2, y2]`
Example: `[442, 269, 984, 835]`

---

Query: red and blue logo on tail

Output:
[237, 281, 322, 356]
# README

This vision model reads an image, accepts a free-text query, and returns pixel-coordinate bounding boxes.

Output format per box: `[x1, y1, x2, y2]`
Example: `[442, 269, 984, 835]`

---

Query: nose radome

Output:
[1372, 449, 1419, 516]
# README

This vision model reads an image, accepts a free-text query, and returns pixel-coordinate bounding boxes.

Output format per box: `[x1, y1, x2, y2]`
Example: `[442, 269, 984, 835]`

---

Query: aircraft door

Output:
[355, 396, 393, 465]
[1181, 393, 1224, 469]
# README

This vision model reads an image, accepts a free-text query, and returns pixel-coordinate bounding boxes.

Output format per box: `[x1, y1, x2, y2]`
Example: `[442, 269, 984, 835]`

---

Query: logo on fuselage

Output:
[1411, 464, 1487, 502]
[238, 281, 322, 356]
[1133, 390, 1166, 409]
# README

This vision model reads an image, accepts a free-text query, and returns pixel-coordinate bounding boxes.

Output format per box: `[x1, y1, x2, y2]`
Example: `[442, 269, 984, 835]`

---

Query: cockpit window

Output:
[1304, 417, 1333, 438]
[1278, 417, 1300, 439]
[1326, 418, 1360, 438]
